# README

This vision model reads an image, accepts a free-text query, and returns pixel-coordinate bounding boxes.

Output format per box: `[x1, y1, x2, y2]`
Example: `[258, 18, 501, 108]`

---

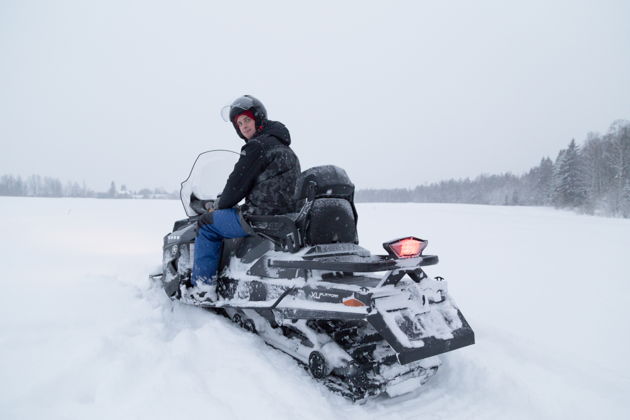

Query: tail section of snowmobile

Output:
[160, 227, 474, 399]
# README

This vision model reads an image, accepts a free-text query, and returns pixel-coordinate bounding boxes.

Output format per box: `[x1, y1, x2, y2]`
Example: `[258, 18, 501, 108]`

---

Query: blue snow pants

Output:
[191, 208, 249, 286]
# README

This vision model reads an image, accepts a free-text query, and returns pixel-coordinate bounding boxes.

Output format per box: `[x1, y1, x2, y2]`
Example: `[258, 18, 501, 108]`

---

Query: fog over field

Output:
[2, 0, 629, 191]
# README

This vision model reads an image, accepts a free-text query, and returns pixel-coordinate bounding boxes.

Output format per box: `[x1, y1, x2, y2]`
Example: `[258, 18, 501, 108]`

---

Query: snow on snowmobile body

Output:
[157, 150, 474, 400]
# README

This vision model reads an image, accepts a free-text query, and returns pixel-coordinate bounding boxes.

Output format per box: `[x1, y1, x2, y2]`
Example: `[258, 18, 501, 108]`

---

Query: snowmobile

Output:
[154, 150, 474, 400]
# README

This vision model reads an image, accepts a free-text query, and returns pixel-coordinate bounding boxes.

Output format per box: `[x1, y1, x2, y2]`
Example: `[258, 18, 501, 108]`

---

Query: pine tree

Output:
[604, 121, 630, 215]
[534, 157, 554, 205]
[581, 133, 617, 213]
[552, 139, 587, 208]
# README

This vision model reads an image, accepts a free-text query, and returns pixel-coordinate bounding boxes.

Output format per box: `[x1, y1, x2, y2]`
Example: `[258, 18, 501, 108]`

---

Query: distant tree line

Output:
[3, 120, 629, 217]
[0, 176, 178, 199]
[356, 119, 630, 218]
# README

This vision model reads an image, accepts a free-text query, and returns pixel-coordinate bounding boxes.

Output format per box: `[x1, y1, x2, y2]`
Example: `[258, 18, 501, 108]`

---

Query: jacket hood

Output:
[245, 120, 291, 145]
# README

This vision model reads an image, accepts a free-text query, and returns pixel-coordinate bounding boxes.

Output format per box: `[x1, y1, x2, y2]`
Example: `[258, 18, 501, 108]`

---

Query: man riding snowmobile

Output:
[187, 95, 301, 302]
[157, 99, 474, 400]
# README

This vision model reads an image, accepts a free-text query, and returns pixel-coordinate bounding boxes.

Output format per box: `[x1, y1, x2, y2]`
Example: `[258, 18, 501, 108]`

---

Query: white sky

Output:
[1, 0, 629, 191]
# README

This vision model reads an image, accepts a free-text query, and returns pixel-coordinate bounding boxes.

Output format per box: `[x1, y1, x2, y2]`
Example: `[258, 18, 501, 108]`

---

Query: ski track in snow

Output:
[0, 197, 629, 419]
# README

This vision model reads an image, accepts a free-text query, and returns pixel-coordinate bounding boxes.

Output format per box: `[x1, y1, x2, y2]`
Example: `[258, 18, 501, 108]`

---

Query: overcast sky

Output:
[1, 0, 629, 192]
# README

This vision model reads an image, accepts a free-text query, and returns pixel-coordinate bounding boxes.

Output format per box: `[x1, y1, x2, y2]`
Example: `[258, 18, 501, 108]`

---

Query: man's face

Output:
[236, 114, 256, 140]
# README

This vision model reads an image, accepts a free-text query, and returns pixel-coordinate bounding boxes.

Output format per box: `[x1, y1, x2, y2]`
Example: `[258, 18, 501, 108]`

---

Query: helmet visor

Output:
[220, 96, 256, 122]
[220, 105, 232, 122]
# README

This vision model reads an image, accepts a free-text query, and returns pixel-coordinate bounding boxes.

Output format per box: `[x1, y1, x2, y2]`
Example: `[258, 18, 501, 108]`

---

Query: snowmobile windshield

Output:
[220, 96, 256, 122]
[180, 150, 242, 217]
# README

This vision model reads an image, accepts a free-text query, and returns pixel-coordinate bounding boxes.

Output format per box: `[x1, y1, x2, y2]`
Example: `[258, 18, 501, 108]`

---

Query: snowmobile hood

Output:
[248, 120, 291, 146]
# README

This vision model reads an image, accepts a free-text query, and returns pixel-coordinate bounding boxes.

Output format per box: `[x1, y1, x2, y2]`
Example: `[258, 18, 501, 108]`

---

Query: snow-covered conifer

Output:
[552, 139, 587, 208]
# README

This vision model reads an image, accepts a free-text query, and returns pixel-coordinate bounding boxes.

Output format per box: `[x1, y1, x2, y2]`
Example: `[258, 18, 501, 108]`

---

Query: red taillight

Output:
[383, 237, 427, 258]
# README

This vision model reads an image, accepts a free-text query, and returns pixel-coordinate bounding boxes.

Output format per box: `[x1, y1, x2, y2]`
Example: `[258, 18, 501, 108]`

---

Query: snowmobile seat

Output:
[246, 213, 301, 252]
[294, 166, 358, 245]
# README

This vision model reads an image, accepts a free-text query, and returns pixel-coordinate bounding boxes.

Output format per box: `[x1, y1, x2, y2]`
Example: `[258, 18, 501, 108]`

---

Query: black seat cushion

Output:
[306, 198, 358, 245]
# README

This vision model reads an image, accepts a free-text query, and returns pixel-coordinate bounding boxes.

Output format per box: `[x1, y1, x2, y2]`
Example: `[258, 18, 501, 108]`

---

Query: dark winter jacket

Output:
[217, 120, 301, 215]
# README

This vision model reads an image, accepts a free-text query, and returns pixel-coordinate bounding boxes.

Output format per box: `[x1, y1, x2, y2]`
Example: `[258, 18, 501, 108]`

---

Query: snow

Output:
[1, 197, 629, 419]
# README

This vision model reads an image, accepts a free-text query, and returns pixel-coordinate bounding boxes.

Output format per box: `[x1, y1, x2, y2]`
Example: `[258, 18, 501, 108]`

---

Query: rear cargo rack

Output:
[268, 255, 438, 272]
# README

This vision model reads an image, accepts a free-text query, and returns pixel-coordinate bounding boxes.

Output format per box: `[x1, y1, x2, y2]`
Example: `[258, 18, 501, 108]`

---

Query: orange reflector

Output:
[343, 297, 366, 307]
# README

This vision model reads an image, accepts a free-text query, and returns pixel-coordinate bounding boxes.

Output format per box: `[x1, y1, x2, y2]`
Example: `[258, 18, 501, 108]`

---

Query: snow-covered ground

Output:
[1, 197, 629, 419]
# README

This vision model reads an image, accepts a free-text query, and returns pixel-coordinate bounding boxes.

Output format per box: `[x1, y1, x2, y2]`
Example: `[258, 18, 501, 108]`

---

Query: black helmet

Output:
[221, 95, 267, 139]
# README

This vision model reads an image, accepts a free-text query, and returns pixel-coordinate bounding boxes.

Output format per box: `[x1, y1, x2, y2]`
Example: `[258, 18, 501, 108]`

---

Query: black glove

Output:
[197, 210, 214, 228]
